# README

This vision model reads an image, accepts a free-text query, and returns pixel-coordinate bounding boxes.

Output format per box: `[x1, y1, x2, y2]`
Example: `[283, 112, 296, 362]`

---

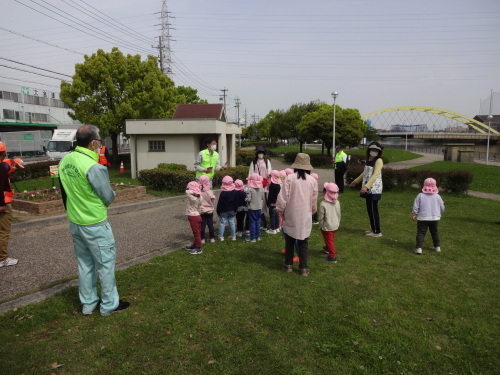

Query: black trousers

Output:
[201, 212, 215, 239]
[284, 232, 309, 270]
[416, 220, 440, 248]
[365, 197, 381, 234]
[236, 210, 246, 232]
[334, 162, 346, 193]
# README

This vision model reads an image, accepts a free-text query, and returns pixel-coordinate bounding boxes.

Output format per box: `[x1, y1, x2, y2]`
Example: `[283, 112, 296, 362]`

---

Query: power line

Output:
[0, 75, 61, 89]
[13, 0, 154, 56]
[0, 64, 71, 81]
[0, 26, 84, 55]
[0, 57, 72, 78]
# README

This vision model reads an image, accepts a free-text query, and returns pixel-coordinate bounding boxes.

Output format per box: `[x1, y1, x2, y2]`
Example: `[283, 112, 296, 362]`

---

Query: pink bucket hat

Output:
[279, 170, 287, 180]
[246, 173, 263, 188]
[422, 178, 438, 194]
[198, 175, 211, 191]
[285, 168, 294, 175]
[311, 173, 319, 181]
[234, 179, 244, 191]
[270, 170, 281, 184]
[186, 181, 201, 195]
[323, 182, 339, 203]
[221, 176, 235, 191]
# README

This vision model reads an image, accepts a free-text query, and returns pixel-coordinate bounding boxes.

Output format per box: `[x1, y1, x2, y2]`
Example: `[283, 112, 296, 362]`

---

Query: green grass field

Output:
[411, 161, 500, 194]
[1, 189, 499, 374]
[269, 145, 422, 164]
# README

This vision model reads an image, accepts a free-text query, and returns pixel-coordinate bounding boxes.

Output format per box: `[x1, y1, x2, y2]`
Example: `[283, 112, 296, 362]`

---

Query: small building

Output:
[126, 104, 241, 179]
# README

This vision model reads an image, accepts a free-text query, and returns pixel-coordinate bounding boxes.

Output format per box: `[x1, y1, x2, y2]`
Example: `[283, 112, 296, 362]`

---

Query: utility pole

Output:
[153, 36, 164, 72]
[220, 87, 228, 121]
[244, 108, 247, 128]
[234, 97, 241, 147]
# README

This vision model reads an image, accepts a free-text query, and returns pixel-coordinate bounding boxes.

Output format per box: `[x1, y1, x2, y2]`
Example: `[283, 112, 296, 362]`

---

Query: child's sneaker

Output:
[185, 245, 196, 251]
[434, 246, 441, 252]
[368, 232, 382, 238]
[364, 230, 373, 235]
[323, 256, 337, 263]
[250, 239, 256, 243]
[266, 229, 276, 234]
[282, 264, 293, 272]
[414, 248, 422, 255]
[256, 237, 261, 241]
[299, 268, 310, 277]
[189, 248, 203, 255]
[236, 231, 243, 237]
[218, 236, 224, 242]
[245, 230, 250, 235]
[231, 236, 237, 241]
[210, 238, 215, 243]
[201, 239, 206, 244]
[322, 246, 329, 254]
[0, 257, 18, 267]
[245, 237, 251, 242]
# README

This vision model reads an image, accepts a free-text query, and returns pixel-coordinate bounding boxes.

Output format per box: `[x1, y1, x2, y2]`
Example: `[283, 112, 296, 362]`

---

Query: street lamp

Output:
[486, 115, 493, 165]
[331, 91, 338, 158]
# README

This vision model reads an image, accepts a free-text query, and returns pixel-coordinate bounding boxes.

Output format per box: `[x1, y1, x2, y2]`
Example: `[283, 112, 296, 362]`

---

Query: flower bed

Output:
[12, 184, 147, 216]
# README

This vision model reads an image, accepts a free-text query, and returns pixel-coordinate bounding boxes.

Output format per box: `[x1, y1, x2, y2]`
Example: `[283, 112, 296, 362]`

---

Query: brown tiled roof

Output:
[172, 104, 226, 121]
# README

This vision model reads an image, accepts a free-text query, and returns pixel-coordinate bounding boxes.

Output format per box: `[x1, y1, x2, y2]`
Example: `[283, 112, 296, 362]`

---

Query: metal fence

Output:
[389, 144, 500, 162]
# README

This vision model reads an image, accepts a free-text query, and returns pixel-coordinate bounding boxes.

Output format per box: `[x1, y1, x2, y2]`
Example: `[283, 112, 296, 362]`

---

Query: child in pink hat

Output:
[198, 175, 216, 244]
[319, 182, 341, 262]
[234, 179, 248, 237]
[245, 173, 265, 242]
[411, 178, 445, 254]
[266, 170, 282, 234]
[185, 181, 203, 254]
[216, 176, 238, 241]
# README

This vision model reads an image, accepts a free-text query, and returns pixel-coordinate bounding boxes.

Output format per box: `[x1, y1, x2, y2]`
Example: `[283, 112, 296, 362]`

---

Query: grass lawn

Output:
[1, 189, 499, 374]
[411, 161, 500, 194]
[269, 145, 422, 164]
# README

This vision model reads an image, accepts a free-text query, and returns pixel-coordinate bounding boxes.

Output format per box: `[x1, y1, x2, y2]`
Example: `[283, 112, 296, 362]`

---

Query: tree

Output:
[60, 48, 181, 164]
[297, 105, 366, 156]
[175, 86, 208, 104]
[283, 101, 321, 152]
[364, 124, 380, 142]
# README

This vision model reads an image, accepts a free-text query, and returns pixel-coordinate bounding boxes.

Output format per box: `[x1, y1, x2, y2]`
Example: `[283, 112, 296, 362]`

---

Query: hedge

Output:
[157, 163, 188, 171]
[138, 166, 249, 192]
[345, 165, 473, 194]
[11, 161, 60, 182]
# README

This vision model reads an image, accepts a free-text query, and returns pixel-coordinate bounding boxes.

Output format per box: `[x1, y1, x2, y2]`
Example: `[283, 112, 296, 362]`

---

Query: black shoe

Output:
[101, 300, 130, 316]
[322, 246, 329, 254]
[185, 245, 196, 251]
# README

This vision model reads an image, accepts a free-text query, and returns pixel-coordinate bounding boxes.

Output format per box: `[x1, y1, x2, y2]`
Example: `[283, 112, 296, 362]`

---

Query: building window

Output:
[148, 140, 165, 152]
[0, 91, 20, 102]
[2, 109, 15, 119]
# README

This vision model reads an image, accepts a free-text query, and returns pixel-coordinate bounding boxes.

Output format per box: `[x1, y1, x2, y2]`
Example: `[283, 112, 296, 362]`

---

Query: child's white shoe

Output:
[414, 248, 422, 255]
[434, 246, 441, 252]
[218, 236, 224, 242]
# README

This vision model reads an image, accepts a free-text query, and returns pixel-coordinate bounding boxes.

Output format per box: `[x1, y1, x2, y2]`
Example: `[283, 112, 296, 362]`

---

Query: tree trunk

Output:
[111, 132, 119, 166]
[327, 146, 331, 157]
[321, 143, 325, 155]
[299, 141, 303, 153]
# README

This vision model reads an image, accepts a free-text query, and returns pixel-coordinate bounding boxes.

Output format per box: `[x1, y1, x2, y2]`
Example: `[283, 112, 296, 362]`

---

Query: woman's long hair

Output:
[294, 169, 311, 180]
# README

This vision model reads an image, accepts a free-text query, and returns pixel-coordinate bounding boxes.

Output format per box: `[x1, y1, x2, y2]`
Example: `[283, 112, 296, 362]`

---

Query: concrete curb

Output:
[0, 241, 185, 314]
[11, 195, 187, 233]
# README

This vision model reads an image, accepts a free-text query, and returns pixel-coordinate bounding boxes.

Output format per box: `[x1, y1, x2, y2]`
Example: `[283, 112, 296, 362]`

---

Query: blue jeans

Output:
[70, 221, 120, 315]
[218, 211, 235, 238]
[248, 209, 261, 239]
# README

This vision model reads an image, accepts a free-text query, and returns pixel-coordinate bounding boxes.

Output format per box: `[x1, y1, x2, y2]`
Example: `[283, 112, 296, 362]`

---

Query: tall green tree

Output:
[176, 86, 208, 104]
[60, 48, 182, 163]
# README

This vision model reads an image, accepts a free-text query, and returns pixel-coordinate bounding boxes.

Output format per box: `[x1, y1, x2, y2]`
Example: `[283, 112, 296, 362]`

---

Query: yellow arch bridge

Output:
[362, 106, 499, 136]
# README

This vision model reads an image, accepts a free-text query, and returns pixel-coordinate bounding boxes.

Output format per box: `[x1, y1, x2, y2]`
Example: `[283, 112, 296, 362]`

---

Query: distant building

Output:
[390, 124, 428, 132]
[0, 81, 76, 127]
[126, 104, 242, 179]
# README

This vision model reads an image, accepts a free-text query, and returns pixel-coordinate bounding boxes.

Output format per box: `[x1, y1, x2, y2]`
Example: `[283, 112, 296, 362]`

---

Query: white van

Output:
[45, 129, 77, 160]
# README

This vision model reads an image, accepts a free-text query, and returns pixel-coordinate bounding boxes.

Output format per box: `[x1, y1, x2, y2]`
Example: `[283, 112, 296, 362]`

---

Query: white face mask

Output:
[370, 151, 379, 157]
[258, 154, 264, 159]
[93, 141, 101, 153]
[210, 144, 217, 151]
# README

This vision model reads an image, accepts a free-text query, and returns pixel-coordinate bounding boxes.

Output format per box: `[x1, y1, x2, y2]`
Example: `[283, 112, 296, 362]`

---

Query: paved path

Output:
[1, 152, 499, 313]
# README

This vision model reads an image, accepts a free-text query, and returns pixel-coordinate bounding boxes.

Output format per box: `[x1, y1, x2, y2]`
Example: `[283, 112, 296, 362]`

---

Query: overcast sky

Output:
[1, 0, 499, 124]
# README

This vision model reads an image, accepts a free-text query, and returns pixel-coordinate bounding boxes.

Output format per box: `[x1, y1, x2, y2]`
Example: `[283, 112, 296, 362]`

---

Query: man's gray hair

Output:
[76, 125, 100, 147]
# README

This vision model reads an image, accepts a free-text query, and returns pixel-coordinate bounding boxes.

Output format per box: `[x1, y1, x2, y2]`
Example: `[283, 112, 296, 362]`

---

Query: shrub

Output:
[440, 170, 473, 194]
[212, 167, 249, 188]
[138, 169, 195, 192]
[157, 163, 187, 171]
[284, 152, 298, 163]
[11, 161, 59, 182]
[310, 155, 333, 168]
[236, 151, 255, 166]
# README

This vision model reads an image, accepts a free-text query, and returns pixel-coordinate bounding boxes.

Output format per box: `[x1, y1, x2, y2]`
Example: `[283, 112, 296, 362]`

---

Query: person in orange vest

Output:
[98, 144, 111, 167]
[0, 142, 19, 267]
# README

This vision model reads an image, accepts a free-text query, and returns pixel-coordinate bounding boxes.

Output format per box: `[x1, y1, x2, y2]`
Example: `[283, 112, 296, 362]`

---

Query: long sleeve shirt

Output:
[412, 193, 445, 220]
[245, 187, 265, 211]
[87, 164, 116, 207]
[318, 199, 341, 231]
